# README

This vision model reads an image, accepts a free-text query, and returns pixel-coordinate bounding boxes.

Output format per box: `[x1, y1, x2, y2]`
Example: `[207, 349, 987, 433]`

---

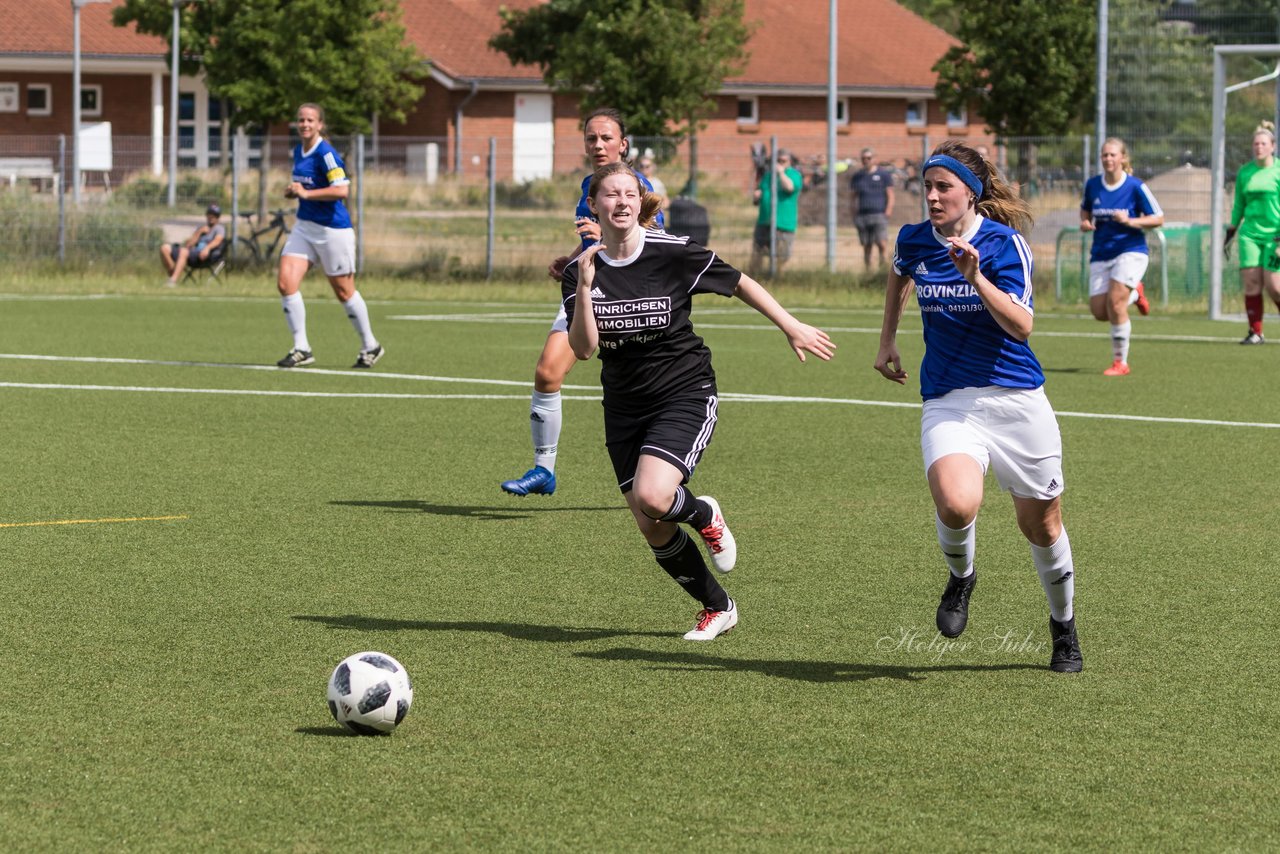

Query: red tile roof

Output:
[401, 0, 545, 82]
[731, 0, 955, 90]
[3, 0, 954, 91]
[0, 0, 166, 57]
[405, 0, 955, 91]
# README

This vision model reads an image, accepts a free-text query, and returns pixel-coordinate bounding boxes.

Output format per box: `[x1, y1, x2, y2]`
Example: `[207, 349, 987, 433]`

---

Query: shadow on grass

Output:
[330, 499, 617, 519]
[1042, 367, 1083, 374]
[574, 647, 1045, 683]
[293, 613, 672, 643]
[295, 725, 358, 737]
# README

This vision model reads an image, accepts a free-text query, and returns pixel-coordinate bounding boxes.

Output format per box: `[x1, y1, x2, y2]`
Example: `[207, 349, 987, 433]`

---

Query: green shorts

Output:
[1237, 232, 1280, 272]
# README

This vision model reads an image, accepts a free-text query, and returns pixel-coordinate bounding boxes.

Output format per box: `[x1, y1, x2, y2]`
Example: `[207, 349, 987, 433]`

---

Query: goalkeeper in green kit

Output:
[1226, 121, 1280, 345]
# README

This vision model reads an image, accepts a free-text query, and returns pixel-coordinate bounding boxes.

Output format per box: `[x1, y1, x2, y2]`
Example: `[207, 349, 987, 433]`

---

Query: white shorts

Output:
[282, 219, 356, 278]
[1089, 252, 1148, 296]
[550, 303, 569, 334]
[921, 386, 1065, 500]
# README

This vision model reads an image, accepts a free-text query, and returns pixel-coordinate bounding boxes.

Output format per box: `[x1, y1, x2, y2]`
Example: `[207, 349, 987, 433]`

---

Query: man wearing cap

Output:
[162, 203, 226, 286]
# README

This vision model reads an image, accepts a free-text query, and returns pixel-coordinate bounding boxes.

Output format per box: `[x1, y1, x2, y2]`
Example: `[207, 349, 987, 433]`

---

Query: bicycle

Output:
[233, 208, 292, 267]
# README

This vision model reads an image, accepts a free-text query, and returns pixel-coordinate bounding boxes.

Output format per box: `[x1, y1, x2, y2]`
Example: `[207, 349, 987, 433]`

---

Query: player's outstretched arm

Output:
[874, 269, 912, 384]
[733, 274, 835, 362]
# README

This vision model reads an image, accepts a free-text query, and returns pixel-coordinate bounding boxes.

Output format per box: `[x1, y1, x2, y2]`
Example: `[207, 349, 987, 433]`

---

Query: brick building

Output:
[0, 0, 979, 181]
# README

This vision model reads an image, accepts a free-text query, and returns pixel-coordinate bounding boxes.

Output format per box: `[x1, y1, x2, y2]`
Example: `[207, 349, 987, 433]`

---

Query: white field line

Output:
[386, 314, 1244, 343]
[0, 352, 598, 391]
[1, 353, 1279, 428]
[0, 382, 546, 401]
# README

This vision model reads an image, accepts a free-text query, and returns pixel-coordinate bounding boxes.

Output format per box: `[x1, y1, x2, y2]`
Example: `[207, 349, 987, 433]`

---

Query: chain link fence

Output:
[0, 129, 1241, 303]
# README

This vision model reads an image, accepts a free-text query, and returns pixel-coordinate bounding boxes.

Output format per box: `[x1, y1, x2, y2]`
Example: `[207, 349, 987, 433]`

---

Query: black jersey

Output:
[562, 229, 742, 412]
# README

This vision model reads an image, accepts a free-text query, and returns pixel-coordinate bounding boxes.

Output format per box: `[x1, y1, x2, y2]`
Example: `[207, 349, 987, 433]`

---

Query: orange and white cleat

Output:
[1133, 281, 1150, 316]
[1103, 359, 1131, 377]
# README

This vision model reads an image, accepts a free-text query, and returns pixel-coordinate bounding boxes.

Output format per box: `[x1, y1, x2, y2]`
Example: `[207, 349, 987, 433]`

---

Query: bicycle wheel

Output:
[234, 236, 262, 268]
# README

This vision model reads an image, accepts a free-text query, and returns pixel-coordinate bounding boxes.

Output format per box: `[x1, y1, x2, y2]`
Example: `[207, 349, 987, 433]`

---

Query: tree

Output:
[932, 0, 1094, 186]
[114, 0, 425, 216]
[894, 0, 962, 35]
[490, 0, 752, 193]
[114, 0, 425, 134]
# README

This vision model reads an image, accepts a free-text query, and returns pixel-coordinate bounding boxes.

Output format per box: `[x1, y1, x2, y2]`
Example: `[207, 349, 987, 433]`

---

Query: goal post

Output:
[1210, 44, 1280, 320]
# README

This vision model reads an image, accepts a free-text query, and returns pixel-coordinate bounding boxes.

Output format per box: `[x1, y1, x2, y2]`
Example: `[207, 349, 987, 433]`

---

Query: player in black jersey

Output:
[562, 162, 835, 640]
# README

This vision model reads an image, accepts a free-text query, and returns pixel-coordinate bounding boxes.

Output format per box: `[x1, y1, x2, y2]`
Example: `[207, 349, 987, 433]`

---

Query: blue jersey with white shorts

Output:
[292, 139, 352, 229]
[1081, 174, 1161, 261]
[893, 215, 1043, 400]
[575, 171, 664, 248]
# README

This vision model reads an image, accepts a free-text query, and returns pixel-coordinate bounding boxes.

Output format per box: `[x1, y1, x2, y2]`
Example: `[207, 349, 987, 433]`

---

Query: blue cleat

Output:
[501, 466, 556, 496]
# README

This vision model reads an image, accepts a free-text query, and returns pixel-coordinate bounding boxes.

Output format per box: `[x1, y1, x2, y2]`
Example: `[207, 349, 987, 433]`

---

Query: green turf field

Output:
[1, 285, 1277, 851]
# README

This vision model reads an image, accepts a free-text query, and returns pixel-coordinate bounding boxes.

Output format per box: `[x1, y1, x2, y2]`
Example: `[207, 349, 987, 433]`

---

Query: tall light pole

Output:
[71, 0, 110, 204]
[1094, 0, 1108, 178]
[825, 0, 837, 272]
[167, 0, 180, 207]
[166, 0, 207, 207]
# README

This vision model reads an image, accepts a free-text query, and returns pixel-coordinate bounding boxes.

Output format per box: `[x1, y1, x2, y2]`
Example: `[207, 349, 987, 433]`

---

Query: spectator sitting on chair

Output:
[162, 203, 225, 286]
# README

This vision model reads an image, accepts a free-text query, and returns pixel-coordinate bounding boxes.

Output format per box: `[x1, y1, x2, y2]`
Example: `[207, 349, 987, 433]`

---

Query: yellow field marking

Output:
[0, 514, 189, 529]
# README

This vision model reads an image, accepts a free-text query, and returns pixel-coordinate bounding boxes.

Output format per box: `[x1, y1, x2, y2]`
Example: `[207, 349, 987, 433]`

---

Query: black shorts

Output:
[605, 393, 719, 492]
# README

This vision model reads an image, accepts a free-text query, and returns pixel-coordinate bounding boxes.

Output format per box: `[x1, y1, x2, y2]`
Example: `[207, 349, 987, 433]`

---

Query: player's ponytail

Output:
[1255, 120, 1276, 142]
[930, 139, 1034, 235]
[638, 193, 662, 229]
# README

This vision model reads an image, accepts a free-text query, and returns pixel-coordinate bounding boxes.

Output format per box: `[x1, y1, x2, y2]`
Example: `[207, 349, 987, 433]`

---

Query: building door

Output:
[513, 93, 553, 182]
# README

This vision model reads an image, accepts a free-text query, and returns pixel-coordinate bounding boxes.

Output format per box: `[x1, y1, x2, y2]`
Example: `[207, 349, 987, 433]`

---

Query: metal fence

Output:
[0, 129, 1242, 301]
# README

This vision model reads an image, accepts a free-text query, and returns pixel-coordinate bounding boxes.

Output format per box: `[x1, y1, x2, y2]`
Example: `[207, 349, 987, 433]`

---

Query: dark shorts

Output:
[854, 213, 889, 245]
[752, 223, 794, 261]
[605, 393, 719, 492]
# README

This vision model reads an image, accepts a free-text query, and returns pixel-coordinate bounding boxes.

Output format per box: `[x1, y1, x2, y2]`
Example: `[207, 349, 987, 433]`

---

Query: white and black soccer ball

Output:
[326, 651, 413, 735]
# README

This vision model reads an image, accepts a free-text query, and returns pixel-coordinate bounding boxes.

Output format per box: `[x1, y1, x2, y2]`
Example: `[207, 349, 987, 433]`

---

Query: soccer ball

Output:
[326, 651, 413, 735]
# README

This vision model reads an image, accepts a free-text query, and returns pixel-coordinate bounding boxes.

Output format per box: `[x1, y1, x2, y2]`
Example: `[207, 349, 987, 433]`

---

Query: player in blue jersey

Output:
[564, 162, 833, 639]
[874, 140, 1082, 673]
[501, 109, 664, 497]
[275, 103, 383, 370]
[1079, 138, 1164, 376]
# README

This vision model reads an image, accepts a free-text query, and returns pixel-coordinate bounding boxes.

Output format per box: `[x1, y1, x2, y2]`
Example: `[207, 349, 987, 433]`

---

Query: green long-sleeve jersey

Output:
[1231, 159, 1280, 239]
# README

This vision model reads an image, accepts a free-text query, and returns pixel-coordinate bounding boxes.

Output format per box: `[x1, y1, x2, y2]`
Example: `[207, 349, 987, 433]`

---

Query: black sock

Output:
[658, 485, 712, 530]
[650, 529, 729, 611]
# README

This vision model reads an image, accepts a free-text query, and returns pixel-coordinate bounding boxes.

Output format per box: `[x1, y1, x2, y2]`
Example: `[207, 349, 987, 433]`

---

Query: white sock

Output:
[281, 292, 310, 351]
[935, 515, 975, 579]
[1127, 286, 1140, 306]
[530, 390, 562, 472]
[1110, 320, 1131, 364]
[342, 291, 378, 351]
[1031, 529, 1074, 622]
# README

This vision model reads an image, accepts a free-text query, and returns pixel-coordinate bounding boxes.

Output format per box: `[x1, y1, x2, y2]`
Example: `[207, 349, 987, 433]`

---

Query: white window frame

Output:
[80, 84, 102, 118]
[27, 83, 52, 116]
[906, 99, 927, 128]
[736, 96, 759, 125]
[835, 97, 850, 126]
[946, 105, 967, 128]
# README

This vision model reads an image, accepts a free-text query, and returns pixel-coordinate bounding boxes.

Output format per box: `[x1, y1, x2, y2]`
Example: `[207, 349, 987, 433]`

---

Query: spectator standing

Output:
[749, 149, 803, 277]
[849, 148, 895, 269]
[636, 156, 668, 212]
